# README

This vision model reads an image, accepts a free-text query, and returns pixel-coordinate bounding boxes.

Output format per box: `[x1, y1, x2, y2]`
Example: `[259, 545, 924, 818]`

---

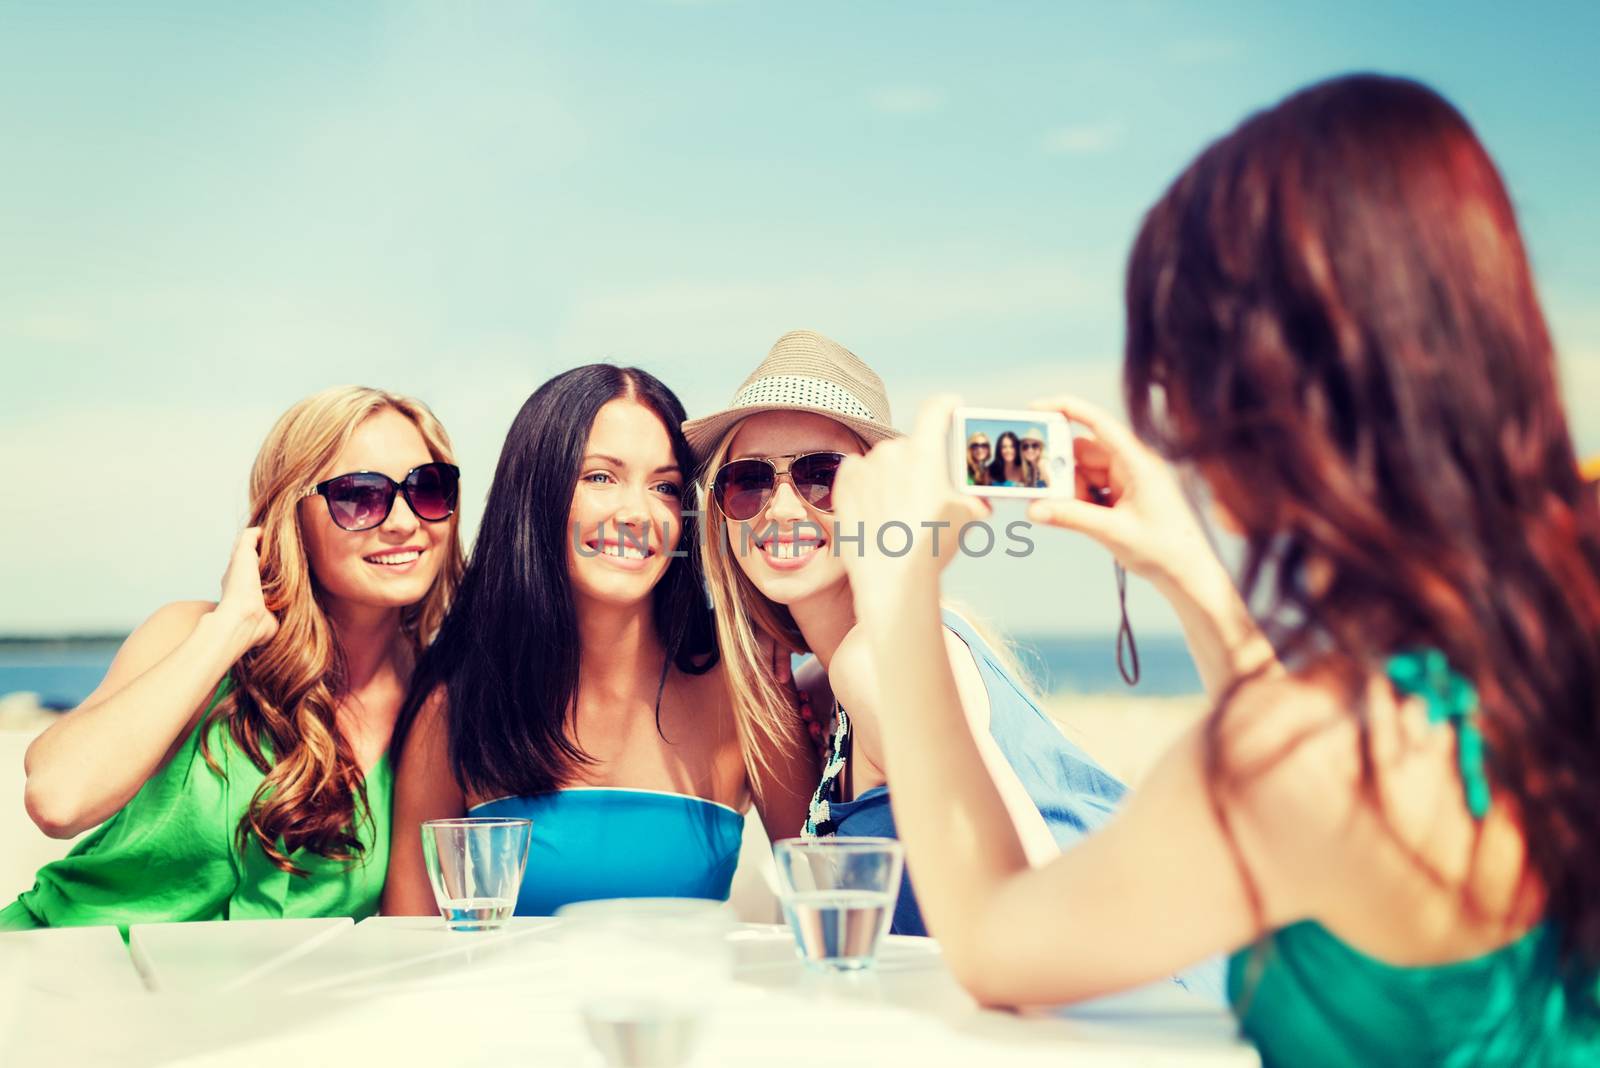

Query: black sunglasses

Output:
[711, 452, 845, 522]
[302, 462, 461, 532]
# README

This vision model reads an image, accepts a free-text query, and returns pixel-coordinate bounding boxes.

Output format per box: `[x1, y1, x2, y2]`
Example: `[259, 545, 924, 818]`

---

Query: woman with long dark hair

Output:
[382, 366, 814, 916]
[828, 74, 1600, 1062]
[986, 431, 1028, 487]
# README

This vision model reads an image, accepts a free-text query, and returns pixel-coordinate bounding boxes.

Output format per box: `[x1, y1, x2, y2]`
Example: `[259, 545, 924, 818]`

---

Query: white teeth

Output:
[367, 551, 420, 565]
[766, 540, 823, 560]
[601, 543, 650, 559]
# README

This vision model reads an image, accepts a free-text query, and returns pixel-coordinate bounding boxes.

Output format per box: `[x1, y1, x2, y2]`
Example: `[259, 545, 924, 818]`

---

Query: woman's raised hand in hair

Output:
[21, 530, 279, 838]
[214, 527, 279, 651]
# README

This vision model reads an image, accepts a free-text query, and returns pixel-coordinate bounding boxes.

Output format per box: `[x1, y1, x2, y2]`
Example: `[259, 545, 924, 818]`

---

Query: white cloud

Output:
[1040, 122, 1124, 156]
[868, 86, 945, 116]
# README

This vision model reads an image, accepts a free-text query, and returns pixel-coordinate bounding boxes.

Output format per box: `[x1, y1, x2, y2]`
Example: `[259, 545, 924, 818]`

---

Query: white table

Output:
[129, 917, 353, 993]
[0, 925, 144, 998]
[1, 918, 1257, 1066]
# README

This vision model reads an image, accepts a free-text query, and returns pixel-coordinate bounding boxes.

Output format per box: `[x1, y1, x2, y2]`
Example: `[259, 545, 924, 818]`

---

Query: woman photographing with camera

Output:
[4, 387, 465, 930]
[832, 75, 1600, 1063]
[688, 330, 1269, 1001]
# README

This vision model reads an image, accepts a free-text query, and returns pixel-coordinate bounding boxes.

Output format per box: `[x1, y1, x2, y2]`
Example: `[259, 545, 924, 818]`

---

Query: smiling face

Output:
[999, 435, 1018, 463]
[299, 407, 452, 612]
[566, 397, 685, 608]
[721, 411, 864, 607]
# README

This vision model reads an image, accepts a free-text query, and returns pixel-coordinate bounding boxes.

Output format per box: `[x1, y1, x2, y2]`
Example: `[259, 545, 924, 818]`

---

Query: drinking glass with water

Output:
[556, 898, 735, 1068]
[421, 817, 532, 931]
[773, 837, 905, 971]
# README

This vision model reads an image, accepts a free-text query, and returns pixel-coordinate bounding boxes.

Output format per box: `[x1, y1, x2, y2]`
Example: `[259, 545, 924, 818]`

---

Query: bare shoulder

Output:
[826, 628, 879, 712]
[939, 624, 989, 726]
[403, 684, 450, 749]
[393, 684, 472, 803]
[1200, 668, 1374, 922]
[1215, 668, 1363, 824]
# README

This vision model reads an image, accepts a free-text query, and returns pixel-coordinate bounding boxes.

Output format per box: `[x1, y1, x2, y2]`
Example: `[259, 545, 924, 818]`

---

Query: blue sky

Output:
[3, 1, 1597, 634]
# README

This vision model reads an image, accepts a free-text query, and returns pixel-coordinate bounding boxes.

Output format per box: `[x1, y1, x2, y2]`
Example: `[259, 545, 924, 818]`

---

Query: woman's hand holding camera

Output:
[833, 396, 988, 605]
[1023, 394, 1218, 591]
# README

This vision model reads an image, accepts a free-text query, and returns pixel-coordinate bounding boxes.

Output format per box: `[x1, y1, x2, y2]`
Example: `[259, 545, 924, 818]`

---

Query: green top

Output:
[1228, 920, 1596, 1066]
[1227, 651, 1599, 1065]
[1, 679, 391, 935]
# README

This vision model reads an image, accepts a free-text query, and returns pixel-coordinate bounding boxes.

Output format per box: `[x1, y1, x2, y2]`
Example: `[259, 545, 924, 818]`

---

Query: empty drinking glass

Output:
[421, 817, 532, 931]
[773, 837, 904, 971]
[556, 898, 735, 1068]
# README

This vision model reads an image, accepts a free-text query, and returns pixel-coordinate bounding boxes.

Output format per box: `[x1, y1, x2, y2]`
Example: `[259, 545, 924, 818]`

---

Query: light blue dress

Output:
[471, 788, 744, 915]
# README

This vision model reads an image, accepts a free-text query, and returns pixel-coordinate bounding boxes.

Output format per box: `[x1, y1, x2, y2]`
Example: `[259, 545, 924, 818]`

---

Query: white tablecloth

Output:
[1, 917, 1257, 1067]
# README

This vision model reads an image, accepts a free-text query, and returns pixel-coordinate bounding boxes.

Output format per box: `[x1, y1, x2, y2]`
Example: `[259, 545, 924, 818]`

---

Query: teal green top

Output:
[0, 679, 391, 935]
[1228, 920, 1596, 1065]
[1227, 651, 1599, 1065]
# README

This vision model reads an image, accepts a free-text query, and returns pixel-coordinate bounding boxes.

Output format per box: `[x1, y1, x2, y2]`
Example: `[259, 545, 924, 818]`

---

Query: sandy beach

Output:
[1045, 693, 1209, 787]
[0, 693, 56, 735]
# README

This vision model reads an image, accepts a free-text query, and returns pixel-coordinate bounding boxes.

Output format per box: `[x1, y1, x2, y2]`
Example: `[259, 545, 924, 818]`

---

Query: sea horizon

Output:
[0, 630, 1204, 708]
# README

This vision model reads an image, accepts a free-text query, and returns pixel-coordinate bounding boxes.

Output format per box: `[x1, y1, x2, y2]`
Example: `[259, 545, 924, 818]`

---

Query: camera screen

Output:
[962, 417, 1054, 489]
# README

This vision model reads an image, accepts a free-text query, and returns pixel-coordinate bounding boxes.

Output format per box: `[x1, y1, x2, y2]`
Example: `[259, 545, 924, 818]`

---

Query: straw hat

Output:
[683, 330, 901, 464]
[1019, 427, 1046, 445]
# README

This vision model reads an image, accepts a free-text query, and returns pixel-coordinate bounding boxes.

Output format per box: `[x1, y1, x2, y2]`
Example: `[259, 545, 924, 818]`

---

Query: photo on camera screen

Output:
[961, 416, 1056, 490]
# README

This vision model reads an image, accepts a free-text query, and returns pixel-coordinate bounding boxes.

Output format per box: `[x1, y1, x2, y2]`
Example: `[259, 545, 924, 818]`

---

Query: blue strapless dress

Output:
[469, 788, 745, 916]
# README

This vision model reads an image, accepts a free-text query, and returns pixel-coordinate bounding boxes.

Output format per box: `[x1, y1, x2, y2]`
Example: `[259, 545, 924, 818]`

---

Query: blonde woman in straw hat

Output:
[1019, 427, 1050, 488]
[5, 387, 464, 932]
[685, 329, 1221, 996]
[965, 432, 992, 486]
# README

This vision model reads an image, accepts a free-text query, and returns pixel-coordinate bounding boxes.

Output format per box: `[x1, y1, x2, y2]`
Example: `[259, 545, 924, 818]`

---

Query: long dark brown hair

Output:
[1123, 74, 1600, 988]
[397, 366, 717, 800]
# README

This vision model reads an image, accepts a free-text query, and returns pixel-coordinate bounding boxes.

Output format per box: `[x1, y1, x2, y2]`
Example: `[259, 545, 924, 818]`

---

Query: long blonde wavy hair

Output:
[696, 425, 865, 799]
[201, 386, 466, 875]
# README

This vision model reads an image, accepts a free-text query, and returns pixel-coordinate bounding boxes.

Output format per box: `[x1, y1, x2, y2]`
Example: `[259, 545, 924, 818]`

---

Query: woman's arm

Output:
[381, 689, 467, 916]
[856, 579, 1265, 1004]
[831, 401, 1292, 1005]
[1024, 395, 1278, 698]
[23, 529, 277, 838]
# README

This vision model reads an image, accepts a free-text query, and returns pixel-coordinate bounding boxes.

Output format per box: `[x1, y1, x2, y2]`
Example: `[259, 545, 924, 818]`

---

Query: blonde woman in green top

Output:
[2, 386, 465, 931]
[827, 75, 1600, 1065]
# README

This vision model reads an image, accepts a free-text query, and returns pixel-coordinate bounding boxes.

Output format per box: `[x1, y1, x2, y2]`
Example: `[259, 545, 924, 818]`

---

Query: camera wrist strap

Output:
[1115, 561, 1141, 686]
